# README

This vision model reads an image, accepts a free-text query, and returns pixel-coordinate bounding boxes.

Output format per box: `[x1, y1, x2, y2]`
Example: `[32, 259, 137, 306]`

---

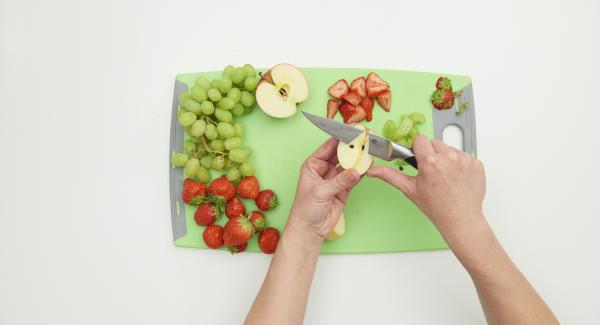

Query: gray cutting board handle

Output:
[432, 84, 477, 157]
[169, 80, 189, 240]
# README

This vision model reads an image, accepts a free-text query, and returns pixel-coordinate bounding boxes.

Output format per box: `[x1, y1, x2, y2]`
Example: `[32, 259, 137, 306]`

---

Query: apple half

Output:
[337, 124, 373, 175]
[255, 63, 309, 118]
[325, 212, 345, 241]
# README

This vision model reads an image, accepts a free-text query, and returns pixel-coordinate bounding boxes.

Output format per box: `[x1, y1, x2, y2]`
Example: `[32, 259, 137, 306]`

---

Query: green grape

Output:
[223, 157, 233, 168]
[234, 123, 243, 137]
[210, 139, 225, 152]
[190, 86, 208, 102]
[171, 152, 189, 167]
[210, 79, 221, 89]
[183, 140, 197, 154]
[208, 88, 222, 102]
[231, 104, 244, 116]
[230, 67, 245, 84]
[244, 77, 258, 91]
[217, 122, 236, 138]
[183, 99, 201, 114]
[217, 97, 235, 110]
[178, 111, 197, 127]
[382, 120, 397, 139]
[239, 162, 255, 176]
[222, 65, 235, 77]
[228, 148, 247, 163]
[396, 119, 413, 138]
[179, 92, 192, 105]
[240, 90, 255, 107]
[205, 124, 218, 140]
[184, 158, 200, 178]
[244, 105, 255, 114]
[177, 108, 186, 118]
[242, 64, 256, 78]
[242, 146, 253, 157]
[224, 137, 242, 150]
[211, 156, 225, 171]
[226, 167, 241, 182]
[227, 87, 241, 102]
[190, 119, 207, 137]
[200, 155, 213, 168]
[188, 136, 201, 143]
[195, 76, 211, 90]
[200, 101, 215, 115]
[214, 108, 233, 122]
[397, 137, 410, 148]
[218, 77, 233, 94]
[409, 112, 426, 124]
[399, 114, 408, 123]
[196, 166, 211, 184]
[408, 127, 420, 139]
[406, 137, 413, 147]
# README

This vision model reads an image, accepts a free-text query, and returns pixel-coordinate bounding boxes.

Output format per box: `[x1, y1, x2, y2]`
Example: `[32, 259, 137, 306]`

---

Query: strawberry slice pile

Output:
[327, 72, 391, 123]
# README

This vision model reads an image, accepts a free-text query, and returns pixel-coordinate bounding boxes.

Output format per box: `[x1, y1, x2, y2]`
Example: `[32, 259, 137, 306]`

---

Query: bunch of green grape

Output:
[382, 112, 426, 168]
[171, 64, 260, 183]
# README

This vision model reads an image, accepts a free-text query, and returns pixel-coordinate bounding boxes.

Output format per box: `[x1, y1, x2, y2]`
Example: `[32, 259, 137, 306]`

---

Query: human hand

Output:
[287, 138, 361, 242]
[368, 136, 486, 236]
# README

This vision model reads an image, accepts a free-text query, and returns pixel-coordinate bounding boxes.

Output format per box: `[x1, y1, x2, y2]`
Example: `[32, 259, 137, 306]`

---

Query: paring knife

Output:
[302, 112, 418, 169]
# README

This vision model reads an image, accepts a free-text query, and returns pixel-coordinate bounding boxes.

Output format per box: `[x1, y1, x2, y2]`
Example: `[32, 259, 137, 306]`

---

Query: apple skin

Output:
[255, 63, 309, 118]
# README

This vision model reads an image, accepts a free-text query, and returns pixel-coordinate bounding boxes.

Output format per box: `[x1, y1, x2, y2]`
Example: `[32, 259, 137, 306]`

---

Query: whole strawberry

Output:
[194, 202, 219, 226]
[249, 210, 267, 232]
[435, 76, 453, 91]
[181, 178, 207, 205]
[225, 197, 246, 219]
[223, 215, 255, 246]
[258, 227, 280, 254]
[431, 89, 455, 110]
[256, 189, 278, 211]
[203, 225, 224, 249]
[226, 242, 247, 254]
[208, 175, 236, 205]
[237, 176, 260, 199]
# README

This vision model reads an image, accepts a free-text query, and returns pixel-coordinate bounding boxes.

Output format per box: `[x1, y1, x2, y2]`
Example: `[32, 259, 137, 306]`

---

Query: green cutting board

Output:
[170, 68, 473, 254]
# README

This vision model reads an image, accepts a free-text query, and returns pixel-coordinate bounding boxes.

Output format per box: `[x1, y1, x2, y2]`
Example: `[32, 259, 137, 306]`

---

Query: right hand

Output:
[367, 136, 486, 235]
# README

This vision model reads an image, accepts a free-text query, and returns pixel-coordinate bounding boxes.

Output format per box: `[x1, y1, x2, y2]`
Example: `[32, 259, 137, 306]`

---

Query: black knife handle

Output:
[404, 156, 418, 170]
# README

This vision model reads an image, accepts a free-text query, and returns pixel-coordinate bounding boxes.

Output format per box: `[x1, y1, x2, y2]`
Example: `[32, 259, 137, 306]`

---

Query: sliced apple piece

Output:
[337, 124, 373, 175]
[255, 63, 309, 118]
[325, 212, 346, 241]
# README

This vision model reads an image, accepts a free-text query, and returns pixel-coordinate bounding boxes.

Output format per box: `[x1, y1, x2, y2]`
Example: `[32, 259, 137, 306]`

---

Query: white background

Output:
[1, 0, 599, 324]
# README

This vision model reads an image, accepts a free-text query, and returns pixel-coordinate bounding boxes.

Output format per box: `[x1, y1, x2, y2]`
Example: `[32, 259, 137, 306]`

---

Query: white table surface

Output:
[1, 0, 599, 324]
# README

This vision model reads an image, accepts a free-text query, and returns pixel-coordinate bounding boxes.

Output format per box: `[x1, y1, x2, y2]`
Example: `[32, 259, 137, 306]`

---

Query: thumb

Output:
[318, 169, 361, 199]
[367, 166, 416, 196]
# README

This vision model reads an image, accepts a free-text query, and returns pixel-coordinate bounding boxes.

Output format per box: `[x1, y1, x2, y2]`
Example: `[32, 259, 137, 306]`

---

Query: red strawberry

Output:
[342, 91, 362, 106]
[359, 97, 374, 121]
[223, 215, 255, 246]
[338, 101, 366, 124]
[236, 176, 260, 199]
[431, 89, 455, 110]
[327, 79, 349, 100]
[350, 77, 367, 97]
[202, 225, 224, 249]
[366, 72, 389, 97]
[255, 189, 278, 211]
[194, 202, 219, 226]
[249, 210, 267, 232]
[225, 197, 246, 219]
[226, 242, 247, 254]
[376, 91, 391, 112]
[435, 76, 453, 91]
[327, 99, 340, 119]
[208, 175, 236, 204]
[181, 178, 207, 205]
[258, 227, 280, 254]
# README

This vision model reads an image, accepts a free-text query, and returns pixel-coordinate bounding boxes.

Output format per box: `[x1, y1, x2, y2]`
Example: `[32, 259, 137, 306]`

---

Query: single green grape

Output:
[240, 90, 255, 107]
[242, 64, 256, 78]
[239, 162, 255, 176]
[208, 88, 222, 102]
[184, 126, 191, 135]
[200, 155, 213, 168]
[233, 123, 243, 137]
[242, 146, 253, 157]
[231, 104, 244, 116]
[399, 114, 408, 123]
[210, 79, 221, 89]
[210, 139, 225, 152]
[217, 97, 235, 110]
[211, 156, 225, 171]
[222, 65, 235, 78]
[228, 148, 247, 163]
[195, 76, 211, 90]
[188, 136, 201, 143]
[244, 104, 255, 114]
[183, 140, 197, 154]
[224, 137, 242, 150]
[409, 112, 426, 124]
[190, 119, 207, 137]
[408, 127, 419, 139]
[226, 167, 241, 182]
[178, 111, 197, 127]
[179, 92, 192, 105]
[183, 99, 201, 114]
[396, 119, 413, 138]
[227, 87, 241, 102]
[171, 152, 189, 167]
[244, 77, 258, 91]
[218, 77, 233, 94]
[191, 86, 208, 102]
[177, 108, 186, 119]
[196, 166, 211, 184]
[224, 157, 234, 169]
[217, 122, 236, 138]
[184, 158, 200, 178]
[205, 124, 218, 140]
[214, 108, 233, 123]
[397, 137, 410, 148]
[200, 101, 215, 115]
[230, 67, 245, 84]
[383, 120, 397, 139]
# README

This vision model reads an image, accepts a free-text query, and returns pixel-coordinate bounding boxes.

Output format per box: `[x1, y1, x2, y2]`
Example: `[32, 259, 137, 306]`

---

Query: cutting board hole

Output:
[442, 125, 464, 151]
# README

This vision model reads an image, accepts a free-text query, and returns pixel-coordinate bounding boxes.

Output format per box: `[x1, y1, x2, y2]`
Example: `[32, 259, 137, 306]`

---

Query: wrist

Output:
[282, 216, 324, 254]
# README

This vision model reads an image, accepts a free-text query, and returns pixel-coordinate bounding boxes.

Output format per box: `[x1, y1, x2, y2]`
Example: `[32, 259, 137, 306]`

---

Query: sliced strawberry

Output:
[359, 97, 374, 121]
[342, 91, 362, 106]
[327, 79, 349, 100]
[376, 91, 391, 112]
[327, 99, 340, 119]
[350, 77, 367, 97]
[338, 101, 366, 124]
[366, 72, 389, 97]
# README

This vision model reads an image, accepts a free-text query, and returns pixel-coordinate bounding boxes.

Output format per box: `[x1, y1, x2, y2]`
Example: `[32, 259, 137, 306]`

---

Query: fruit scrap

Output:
[435, 76, 453, 91]
[223, 215, 255, 246]
[194, 202, 220, 226]
[327, 99, 340, 119]
[258, 227, 280, 254]
[255, 189, 278, 211]
[203, 225, 224, 249]
[431, 76, 456, 110]
[182, 178, 207, 205]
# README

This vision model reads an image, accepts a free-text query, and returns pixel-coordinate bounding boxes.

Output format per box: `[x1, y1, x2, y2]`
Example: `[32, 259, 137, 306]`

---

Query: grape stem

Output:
[199, 135, 227, 157]
[203, 116, 217, 125]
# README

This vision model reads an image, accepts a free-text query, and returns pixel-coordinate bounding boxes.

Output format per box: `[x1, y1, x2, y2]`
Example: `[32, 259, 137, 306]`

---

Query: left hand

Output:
[287, 138, 361, 241]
